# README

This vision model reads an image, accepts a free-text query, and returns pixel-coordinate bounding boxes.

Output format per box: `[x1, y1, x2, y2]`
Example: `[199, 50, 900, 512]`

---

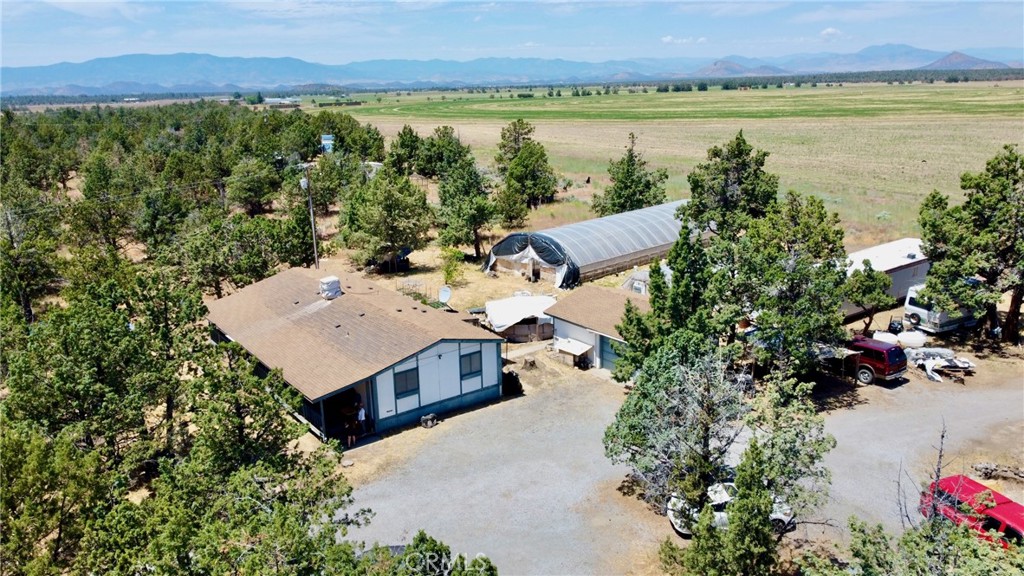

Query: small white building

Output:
[842, 238, 931, 317]
[544, 285, 650, 372]
[483, 295, 556, 342]
[207, 266, 503, 439]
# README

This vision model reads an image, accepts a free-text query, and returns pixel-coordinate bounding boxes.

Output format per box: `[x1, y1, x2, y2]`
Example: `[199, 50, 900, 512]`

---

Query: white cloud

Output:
[661, 35, 707, 45]
[820, 27, 843, 41]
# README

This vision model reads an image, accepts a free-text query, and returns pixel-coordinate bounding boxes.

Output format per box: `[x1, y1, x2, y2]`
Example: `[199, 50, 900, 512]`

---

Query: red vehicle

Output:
[847, 335, 908, 384]
[919, 474, 1024, 549]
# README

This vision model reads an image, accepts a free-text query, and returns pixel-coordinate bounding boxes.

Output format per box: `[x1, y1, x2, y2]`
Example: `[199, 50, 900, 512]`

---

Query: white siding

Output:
[482, 342, 499, 387]
[396, 393, 419, 413]
[439, 346, 461, 400]
[889, 262, 931, 301]
[553, 319, 598, 366]
[394, 358, 417, 373]
[376, 370, 396, 419]
[461, 375, 482, 393]
[417, 352, 441, 406]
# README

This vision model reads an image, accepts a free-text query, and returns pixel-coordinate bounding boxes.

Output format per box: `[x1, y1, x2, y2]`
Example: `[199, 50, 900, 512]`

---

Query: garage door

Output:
[599, 335, 620, 371]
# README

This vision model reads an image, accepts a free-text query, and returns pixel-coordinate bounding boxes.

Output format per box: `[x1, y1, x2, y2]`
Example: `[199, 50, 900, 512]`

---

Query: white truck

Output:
[904, 283, 980, 334]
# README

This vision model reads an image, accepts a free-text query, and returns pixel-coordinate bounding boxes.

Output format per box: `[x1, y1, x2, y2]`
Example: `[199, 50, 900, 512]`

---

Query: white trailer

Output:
[841, 238, 931, 318]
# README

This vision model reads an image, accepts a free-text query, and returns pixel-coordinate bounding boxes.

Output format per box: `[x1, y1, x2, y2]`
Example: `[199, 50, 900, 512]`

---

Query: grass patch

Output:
[342, 83, 1024, 122]
[344, 82, 1023, 244]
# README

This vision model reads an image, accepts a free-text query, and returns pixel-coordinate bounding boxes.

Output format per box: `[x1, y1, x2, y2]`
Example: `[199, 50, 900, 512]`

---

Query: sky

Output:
[2, 1, 1022, 68]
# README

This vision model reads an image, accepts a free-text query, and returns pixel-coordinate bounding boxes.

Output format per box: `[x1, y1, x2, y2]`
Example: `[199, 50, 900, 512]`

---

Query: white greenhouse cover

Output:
[485, 295, 557, 332]
[541, 200, 686, 274]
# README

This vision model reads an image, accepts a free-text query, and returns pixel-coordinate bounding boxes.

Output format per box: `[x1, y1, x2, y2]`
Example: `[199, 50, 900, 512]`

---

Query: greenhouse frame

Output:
[483, 200, 687, 289]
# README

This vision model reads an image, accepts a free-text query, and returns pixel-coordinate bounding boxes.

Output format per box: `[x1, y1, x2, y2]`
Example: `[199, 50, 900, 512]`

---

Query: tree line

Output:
[0, 103, 506, 573]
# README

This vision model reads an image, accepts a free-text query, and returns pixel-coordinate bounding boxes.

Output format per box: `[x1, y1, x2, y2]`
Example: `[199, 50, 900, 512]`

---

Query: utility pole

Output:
[300, 164, 320, 270]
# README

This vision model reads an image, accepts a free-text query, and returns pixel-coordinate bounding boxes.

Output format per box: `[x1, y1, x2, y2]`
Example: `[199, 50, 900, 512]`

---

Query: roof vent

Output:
[907, 252, 917, 259]
[320, 276, 342, 300]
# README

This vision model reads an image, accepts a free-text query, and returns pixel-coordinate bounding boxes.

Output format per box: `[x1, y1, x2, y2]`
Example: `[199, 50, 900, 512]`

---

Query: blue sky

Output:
[2, 1, 1022, 67]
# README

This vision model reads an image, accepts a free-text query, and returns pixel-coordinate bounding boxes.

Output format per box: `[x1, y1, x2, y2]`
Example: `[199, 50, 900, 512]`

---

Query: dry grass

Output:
[350, 83, 1023, 251]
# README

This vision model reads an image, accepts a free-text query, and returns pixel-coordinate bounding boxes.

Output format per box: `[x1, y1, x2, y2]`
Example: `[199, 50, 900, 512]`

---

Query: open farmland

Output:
[340, 82, 1024, 249]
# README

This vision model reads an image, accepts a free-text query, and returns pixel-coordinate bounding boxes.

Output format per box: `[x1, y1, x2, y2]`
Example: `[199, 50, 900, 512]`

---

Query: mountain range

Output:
[2, 44, 1020, 96]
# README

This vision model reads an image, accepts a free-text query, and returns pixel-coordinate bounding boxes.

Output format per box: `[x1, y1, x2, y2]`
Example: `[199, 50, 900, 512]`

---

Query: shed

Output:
[484, 200, 686, 288]
[207, 265, 504, 440]
[483, 295, 556, 342]
[544, 285, 650, 372]
[620, 260, 670, 295]
[842, 238, 930, 317]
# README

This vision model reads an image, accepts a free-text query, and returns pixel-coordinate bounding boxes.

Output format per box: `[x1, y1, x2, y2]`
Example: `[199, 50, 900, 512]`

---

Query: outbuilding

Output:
[207, 265, 504, 440]
[544, 285, 650, 372]
[484, 200, 686, 288]
[842, 238, 931, 317]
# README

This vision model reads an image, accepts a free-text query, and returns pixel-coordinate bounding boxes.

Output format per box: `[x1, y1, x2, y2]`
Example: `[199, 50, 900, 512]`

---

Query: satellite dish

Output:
[438, 285, 452, 304]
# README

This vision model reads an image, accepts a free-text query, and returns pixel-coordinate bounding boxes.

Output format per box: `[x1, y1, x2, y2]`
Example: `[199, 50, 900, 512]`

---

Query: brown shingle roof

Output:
[544, 284, 650, 341]
[206, 263, 501, 401]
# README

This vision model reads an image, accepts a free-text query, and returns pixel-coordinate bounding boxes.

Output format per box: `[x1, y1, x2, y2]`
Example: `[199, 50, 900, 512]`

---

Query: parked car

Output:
[919, 474, 1024, 549]
[666, 483, 794, 537]
[904, 283, 981, 334]
[846, 335, 908, 384]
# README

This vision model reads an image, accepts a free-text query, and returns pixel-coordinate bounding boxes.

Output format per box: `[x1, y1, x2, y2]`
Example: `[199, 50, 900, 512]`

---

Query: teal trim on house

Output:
[374, 383, 501, 433]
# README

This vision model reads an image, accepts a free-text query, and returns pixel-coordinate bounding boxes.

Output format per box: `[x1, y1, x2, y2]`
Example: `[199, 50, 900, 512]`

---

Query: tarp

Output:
[484, 295, 556, 332]
[483, 233, 579, 288]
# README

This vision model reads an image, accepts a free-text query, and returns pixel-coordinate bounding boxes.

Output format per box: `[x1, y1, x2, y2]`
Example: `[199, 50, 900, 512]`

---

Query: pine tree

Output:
[724, 439, 777, 576]
[592, 132, 668, 216]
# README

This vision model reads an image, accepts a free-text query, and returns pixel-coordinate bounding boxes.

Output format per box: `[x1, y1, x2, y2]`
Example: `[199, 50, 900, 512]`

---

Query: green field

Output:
[341, 83, 1024, 120]
[332, 82, 1024, 248]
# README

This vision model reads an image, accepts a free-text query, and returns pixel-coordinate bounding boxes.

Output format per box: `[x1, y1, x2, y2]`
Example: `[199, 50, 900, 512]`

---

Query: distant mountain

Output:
[1, 44, 1020, 96]
[776, 44, 948, 73]
[692, 60, 748, 78]
[919, 52, 1011, 70]
[690, 60, 790, 78]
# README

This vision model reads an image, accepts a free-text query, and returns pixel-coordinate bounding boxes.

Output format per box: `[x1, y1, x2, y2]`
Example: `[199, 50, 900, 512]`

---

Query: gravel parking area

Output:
[804, 350, 1024, 544]
[341, 344, 1022, 573]
[344, 356, 670, 575]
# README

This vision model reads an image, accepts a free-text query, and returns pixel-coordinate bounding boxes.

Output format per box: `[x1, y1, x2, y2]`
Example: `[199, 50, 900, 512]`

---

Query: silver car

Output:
[667, 482, 794, 536]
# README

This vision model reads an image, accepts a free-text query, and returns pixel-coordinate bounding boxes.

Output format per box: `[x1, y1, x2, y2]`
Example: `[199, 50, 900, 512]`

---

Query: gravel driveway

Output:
[807, 354, 1024, 542]
[342, 349, 1022, 572]
[345, 359, 669, 575]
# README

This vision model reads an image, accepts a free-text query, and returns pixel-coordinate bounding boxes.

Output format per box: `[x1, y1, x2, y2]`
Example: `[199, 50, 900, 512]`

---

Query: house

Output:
[483, 200, 686, 289]
[206, 265, 504, 439]
[842, 238, 931, 317]
[544, 285, 650, 372]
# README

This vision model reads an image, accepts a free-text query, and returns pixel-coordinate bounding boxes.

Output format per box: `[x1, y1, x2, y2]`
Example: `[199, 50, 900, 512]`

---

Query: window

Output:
[980, 517, 1004, 534]
[394, 368, 419, 399]
[908, 296, 933, 311]
[460, 351, 482, 379]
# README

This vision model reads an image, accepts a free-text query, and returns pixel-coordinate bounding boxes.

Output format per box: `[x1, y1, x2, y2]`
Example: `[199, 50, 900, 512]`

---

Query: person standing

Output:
[357, 403, 366, 435]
